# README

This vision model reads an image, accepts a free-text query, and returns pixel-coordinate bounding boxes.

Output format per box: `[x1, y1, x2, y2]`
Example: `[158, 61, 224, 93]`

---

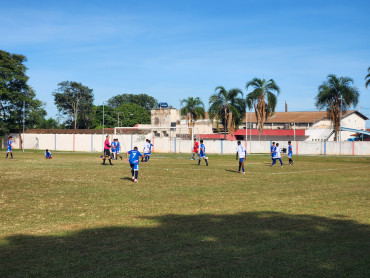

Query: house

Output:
[145, 108, 368, 141]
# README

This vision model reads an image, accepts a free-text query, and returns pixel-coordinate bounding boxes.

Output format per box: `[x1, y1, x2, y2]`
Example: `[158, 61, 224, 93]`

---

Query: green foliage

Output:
[107, 93, 158, 111]
[315, 74, 359, 141]
[0, 50, 46, 134]
[180, 97, 205, 126]
[208, 86, 245, 137]
[53, 81, 94, 129]
[246, 78, 280, 134]
[91, 103, 150, 129]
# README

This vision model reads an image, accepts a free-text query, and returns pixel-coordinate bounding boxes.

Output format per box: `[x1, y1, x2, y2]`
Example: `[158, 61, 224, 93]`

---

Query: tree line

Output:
[1, 49, 369, 141]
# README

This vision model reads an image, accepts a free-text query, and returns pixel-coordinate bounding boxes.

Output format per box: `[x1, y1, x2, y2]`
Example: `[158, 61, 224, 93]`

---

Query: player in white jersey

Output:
[272, 143, 283, 167]
[236, 141, 246, 174]
[143, 139, 151, 163]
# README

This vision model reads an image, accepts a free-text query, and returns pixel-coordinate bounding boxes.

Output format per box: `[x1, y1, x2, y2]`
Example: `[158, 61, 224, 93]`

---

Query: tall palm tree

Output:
[208, 86, 245, 139]
[315, 74, 359, 141]
[246, 78, 280, 134]
[180, 97, 205, 136]
[366, 67, 370, 88]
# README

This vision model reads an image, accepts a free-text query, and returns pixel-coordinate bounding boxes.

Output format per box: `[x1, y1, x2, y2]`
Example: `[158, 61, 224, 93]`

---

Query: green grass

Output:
[1, 151, 369, 277]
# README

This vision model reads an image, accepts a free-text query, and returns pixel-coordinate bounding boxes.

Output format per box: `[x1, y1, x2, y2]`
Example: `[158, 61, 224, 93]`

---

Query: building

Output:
[143, 108, 368, 141]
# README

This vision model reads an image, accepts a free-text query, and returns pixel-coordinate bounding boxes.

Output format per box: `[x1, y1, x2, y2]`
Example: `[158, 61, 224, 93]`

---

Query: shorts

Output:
[104, 149, 111, 157]
[144, 152, 150, 156]
[116, 150, 120, 154]
[239, 157, 245, 162]
[7, 147, 12, 152]
[111, 149, 116, 153]
[199, 151, 206, 158]
[288, 153, 292, 158]
[130, 163, 139, 171]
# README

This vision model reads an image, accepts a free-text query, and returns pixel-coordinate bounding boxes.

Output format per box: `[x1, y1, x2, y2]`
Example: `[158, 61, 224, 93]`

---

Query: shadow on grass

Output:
[1, 212, 369, 277]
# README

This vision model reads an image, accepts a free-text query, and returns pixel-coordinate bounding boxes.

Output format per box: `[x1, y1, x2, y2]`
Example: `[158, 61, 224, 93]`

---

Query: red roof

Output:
[233, 129, 305, 136]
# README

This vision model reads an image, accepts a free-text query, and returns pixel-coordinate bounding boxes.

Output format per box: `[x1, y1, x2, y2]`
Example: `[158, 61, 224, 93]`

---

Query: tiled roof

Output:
[242, 110, 367, 124]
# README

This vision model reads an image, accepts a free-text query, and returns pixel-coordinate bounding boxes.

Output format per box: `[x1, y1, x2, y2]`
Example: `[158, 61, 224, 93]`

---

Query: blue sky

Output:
[1, 0, 370, 123]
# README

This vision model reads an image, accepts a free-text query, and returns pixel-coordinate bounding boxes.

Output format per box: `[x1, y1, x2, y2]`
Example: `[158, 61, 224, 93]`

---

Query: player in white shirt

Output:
[143, 139, 151, 163]
[271, 143, 283, 167]
[236, 141, 246, 174]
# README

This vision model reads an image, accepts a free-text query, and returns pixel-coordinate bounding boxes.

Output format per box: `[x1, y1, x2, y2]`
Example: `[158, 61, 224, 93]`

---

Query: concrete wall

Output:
[5, 133, 370, 155]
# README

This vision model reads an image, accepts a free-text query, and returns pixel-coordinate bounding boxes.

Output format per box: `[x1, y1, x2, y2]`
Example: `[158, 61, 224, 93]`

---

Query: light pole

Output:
[117, 112, 120, 127]
[249, 100, 252, 154]
[102, 101, 105, 136]
[339, 97, 343, 155]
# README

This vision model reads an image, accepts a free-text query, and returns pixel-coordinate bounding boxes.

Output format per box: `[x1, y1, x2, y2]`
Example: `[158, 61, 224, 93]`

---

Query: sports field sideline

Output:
[1, 151, 369, 277]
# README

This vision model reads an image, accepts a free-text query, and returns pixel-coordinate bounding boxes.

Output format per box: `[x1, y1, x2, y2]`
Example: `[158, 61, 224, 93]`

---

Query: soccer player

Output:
[198, 139, 208, 166]
[6, 136, 14, 159]
[191, 138, 199, 160]
[45, 149, 52, 159]
[287, 141, 294, 165]
[127, 146, 143, 183]
[147, 140, 153, 161]
[236, 140, 246, 174]
[111, 139, 117, 160]
[115, 139, 123, 160]
[102, 135, 113, 165]
[142, 139, 151, 163]
[270, 142, 276, 162]
[272, 143, 283, 167]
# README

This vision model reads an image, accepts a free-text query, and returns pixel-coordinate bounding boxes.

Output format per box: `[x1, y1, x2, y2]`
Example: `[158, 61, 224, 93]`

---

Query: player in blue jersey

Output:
[6, 136, 14, 159]
[287, 141, 294, 165]
[270, 142, 276, 162]
[110, 139, 117, 160]
[45, 149, 52, 159]
[147, 140, 153, 161]
[127, 146, 143, 183]
[198, 140, 208, 166]
[272, 143, 283, 167]
[115, 139, 123, 160]
[236, 141, 246, 174]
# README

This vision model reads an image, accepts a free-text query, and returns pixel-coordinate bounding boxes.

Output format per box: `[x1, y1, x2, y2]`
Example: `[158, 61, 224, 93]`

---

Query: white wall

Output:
[5, 133, 370, 155]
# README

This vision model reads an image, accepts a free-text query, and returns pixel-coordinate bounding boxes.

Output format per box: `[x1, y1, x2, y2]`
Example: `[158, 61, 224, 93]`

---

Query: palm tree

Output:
[315, 74, 359, 141]
[366, 67, 370, 88]
[208, 86, 245, 139]
[180, 97, 205, 136]
[245, 78, 280, 134]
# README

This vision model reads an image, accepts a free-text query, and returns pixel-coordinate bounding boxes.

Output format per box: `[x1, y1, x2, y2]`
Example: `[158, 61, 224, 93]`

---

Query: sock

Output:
[6, 154, 8, 158]
[198, 159, 200, 165]
[145, 156, 148, 162]
[205, 159, 208, 166]
[131, 169, 134, 177]
[102, 158, 106, 164]
[135, 171, 138, 179]
[239, 162, 241, 171]
[242, 167, 245, 172]
[11, 153, 13, 158]
[109, 159, 112, 165]
[147, 156, 150, 161]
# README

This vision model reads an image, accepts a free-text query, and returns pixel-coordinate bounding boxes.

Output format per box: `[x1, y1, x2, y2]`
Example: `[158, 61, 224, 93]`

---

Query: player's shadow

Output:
[120, 177, 134, 181]
[224, 169, 238, 173]
[1, 211, 369, 277]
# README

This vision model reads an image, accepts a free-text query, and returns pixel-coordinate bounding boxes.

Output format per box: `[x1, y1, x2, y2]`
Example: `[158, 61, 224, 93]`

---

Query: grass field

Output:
[0, 151, 369, 277]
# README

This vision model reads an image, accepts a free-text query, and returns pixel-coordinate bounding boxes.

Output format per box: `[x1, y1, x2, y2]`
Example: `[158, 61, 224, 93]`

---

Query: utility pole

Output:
[22, 101, 25, 152]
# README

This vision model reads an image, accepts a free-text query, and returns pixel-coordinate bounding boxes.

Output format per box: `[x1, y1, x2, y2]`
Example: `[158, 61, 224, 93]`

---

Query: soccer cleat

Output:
[134, 179, 138, 183]
[242, 172, 245, 174]
[132, 177, 135, 181]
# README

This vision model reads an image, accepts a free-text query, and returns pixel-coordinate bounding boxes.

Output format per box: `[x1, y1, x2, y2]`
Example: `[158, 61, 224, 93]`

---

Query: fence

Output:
[3, 133, 370, 155]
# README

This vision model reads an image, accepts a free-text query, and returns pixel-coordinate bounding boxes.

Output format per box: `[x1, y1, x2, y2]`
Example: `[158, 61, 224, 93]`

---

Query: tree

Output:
[208, 86, 245, 139]
[246, 78, 280, 134]
[366, 67, 370, 88]
[91, 103, 150, 129]
[0, 50, 46, 139]
[53, 81, 94, 129]
[180, 97, 205, 130]
[107, 93, 158, 111]
[315, 74, 359, 141]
